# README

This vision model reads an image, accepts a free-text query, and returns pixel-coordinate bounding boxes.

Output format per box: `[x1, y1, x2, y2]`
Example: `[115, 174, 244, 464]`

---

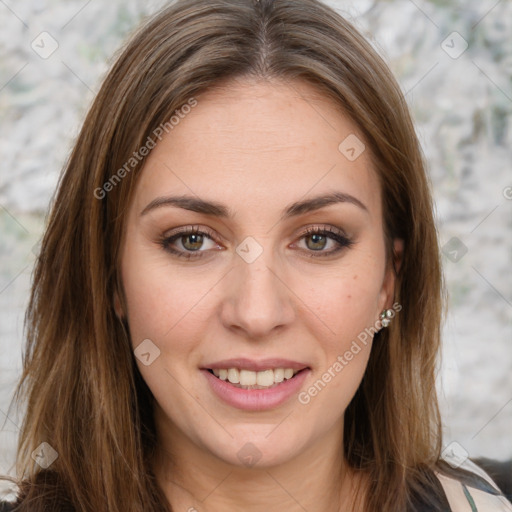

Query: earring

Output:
[380, 309, 394, 328]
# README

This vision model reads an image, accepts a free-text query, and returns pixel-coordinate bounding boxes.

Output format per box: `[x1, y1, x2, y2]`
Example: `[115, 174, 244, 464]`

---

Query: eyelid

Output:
[160, 223, 353, 259]
[159, 225, 222, 259]
[163, 224, 218, 240]
[297, 223, 351, 239]
[292, 225, 354, 257]
[162, 223, 349, 242]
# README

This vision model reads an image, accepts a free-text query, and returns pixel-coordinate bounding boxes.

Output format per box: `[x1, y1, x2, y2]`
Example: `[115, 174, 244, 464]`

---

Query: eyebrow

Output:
[140, 191, 368, 220]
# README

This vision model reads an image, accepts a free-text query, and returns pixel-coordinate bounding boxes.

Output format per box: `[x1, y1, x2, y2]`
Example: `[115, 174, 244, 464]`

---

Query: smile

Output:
[201, 358, 311, 411]
[207, 367, 302, 389]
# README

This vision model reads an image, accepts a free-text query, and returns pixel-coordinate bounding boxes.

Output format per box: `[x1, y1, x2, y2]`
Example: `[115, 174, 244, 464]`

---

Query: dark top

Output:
[1, 458, 511, 511]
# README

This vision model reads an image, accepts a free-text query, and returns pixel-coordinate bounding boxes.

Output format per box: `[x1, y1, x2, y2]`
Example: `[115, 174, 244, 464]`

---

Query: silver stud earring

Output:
[380, 309, 394, 328]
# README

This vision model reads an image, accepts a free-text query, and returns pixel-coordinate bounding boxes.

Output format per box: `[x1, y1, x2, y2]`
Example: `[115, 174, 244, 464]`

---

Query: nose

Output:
[220, 241, 296, 340]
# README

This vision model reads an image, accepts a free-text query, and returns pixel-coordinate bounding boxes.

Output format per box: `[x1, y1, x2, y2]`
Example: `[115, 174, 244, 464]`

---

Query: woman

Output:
[1, 0, 510, 510]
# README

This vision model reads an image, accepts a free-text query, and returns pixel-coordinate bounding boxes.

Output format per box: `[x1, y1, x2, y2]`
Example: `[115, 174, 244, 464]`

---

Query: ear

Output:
[391, 238, 404, 277]
[378, 238, 404, 311]
[113, 289, 124, 320]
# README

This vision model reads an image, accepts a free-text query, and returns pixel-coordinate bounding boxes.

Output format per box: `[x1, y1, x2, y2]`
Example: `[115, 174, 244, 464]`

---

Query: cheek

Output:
[120, 242, 194, 346]
[299, 260, 384, 338]
[121, 227, 385, 345]
[297, 267, 380, 421]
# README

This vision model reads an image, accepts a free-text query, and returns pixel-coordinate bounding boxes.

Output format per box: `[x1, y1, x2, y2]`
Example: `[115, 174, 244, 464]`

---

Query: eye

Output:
[294, 225, 354, 257]
[160, 226, 220, 259]
[159, 224, 354, 260]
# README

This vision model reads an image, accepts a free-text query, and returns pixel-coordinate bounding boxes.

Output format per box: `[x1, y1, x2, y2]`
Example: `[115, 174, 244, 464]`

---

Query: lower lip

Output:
[201, 369, 310, 411]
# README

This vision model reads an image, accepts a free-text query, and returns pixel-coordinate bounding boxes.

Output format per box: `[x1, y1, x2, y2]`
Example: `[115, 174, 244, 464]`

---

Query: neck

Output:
[152, 406, 366, 512]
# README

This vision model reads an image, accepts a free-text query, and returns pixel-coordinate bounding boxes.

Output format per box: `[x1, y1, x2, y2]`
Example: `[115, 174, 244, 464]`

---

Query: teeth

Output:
[284, 368, 294, 379]
[210, 367, 301, 388]
[256, 369, 274, 387]
[240, 369, 257, 386]
[227, 368, 240, 384]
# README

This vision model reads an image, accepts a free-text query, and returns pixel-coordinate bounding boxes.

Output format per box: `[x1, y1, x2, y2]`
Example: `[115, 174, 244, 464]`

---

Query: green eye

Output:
[297, 226, 354, 257]
[160, 225, 353, 260]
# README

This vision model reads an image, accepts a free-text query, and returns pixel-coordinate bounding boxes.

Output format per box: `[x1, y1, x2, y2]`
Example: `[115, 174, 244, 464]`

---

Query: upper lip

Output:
[202, 358, 309, 372]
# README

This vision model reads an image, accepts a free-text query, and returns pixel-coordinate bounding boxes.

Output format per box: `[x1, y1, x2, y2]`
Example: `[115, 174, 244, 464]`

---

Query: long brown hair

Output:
[1, 0, 447, 510]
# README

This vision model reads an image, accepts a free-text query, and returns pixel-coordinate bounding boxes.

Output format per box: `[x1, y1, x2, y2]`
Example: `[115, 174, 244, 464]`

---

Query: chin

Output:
[202, 428, 308, 469]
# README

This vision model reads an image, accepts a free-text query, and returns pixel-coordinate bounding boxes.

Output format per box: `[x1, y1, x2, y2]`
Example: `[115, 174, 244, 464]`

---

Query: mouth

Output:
[200, 358, 311, 410]
[206, 367, 308, 390]
[201, 361, 311, 411]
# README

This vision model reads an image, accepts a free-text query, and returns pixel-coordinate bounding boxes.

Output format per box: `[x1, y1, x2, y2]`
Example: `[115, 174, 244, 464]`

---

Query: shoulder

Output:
[434, 455, 512, 511]
[0, 470, 76, 511]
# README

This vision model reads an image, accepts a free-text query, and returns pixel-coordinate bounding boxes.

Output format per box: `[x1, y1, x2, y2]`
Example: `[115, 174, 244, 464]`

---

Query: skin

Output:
[116, 76, 403, 512]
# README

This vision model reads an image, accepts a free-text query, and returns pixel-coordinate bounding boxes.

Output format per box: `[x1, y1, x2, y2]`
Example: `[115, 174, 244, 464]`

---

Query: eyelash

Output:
[159, 225, 354, 260]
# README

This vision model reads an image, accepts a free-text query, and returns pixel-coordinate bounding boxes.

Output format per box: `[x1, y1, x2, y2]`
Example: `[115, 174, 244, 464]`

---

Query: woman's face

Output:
[117, 77, 399, 469]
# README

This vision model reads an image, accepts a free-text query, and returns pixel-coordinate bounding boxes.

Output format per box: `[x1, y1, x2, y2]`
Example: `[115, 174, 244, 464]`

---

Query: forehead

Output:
[131, 77, 381, 222]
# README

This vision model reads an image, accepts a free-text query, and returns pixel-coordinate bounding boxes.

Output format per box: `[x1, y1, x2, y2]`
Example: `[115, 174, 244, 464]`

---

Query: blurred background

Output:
[1, 0, 511, 495]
